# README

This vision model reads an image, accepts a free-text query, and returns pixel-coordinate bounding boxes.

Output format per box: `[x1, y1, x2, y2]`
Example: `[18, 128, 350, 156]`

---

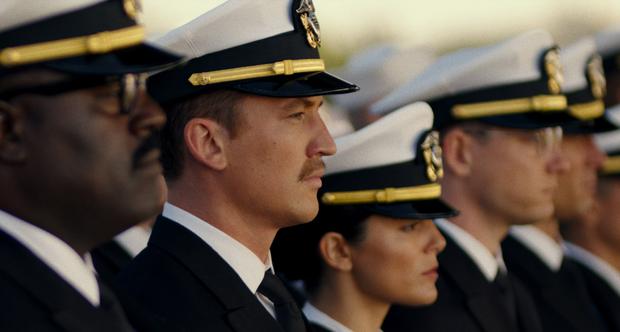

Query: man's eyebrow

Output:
[282, 97, 324, 111]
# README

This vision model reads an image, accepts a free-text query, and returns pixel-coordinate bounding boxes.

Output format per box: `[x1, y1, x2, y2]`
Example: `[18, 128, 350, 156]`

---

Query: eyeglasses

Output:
[464, 125, 563, 156]
[0, 73, 147, 115]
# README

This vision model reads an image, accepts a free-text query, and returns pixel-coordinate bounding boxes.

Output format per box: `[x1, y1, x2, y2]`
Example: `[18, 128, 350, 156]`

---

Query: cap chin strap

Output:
[568, 100, 605, 120]
[451, 94, 567, 119]
[188, 59, 325, 86]
[0, 25, 145, 67]
[601, 156, 620, 175]
[321, 183, 441, 205]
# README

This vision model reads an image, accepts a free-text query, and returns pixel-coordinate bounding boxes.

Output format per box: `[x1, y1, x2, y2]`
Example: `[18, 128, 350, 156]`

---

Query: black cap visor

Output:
[230, 71, 359, 98]
[476, 111, 575, 130]
[45, 43, 181, 76]
[361, 198, 459, 220]
[561, 114, 618, 135]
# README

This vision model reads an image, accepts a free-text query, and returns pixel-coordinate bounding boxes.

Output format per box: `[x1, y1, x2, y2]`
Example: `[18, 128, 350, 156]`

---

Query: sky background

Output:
[143, 0, 620, 65]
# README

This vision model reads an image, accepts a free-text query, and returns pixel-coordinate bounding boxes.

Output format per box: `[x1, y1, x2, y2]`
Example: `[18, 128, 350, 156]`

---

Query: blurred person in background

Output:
[330, 44, 435, 129]
[502, 36, 613, 332]
[372, 30, 572, 332]
[560, 29, 620, 331]
[562, 123, 620, 332]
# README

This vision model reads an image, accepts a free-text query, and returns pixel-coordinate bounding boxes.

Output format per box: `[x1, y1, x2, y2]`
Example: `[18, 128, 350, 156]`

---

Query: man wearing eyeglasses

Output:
[502, 38, 613, 332]
[0, 1, 178, 331]
[371, 30, 571, 332]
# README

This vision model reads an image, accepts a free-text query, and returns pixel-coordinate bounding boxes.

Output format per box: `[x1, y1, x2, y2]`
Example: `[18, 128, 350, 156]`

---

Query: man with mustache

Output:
[0, 0, 179, 330]
[116, 0, 358, 331]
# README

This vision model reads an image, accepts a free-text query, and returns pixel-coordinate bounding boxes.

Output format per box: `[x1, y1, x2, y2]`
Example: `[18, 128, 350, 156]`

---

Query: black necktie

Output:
[258, 271, 306, 332]
[494, 271, 518, 326]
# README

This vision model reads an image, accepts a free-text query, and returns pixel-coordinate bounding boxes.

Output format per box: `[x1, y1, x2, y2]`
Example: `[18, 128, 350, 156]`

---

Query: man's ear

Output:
[318, 232, 354, 272]
[441, 128, 474, 177]
[0, 100, 26, 163]
[184, 118, 228, 171]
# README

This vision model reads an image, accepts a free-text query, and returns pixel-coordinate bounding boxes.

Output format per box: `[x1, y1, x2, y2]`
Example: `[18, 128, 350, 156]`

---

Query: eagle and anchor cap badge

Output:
[147, 0, 358, 104]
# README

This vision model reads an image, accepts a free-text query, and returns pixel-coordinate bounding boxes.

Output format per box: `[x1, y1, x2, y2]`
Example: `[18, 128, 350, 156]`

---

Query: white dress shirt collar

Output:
[303, 302, 355, 332]
[162, 202, 272, 293]
[435, 218, 505, 281]
[0, 209, 100, 306]
[114, 225, 151, 258]
[510, 225, 563, 272]
[564, 242, 620, 296]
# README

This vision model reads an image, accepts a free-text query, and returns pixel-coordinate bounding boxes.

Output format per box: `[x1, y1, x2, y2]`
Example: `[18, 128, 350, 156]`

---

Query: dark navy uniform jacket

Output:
[116, 216, 309, 332]
[383, 230, 543, 332]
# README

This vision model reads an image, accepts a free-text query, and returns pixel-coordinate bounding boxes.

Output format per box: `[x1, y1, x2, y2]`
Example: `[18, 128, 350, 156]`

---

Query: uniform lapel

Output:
[148, 217, 284, 332]
[503, 235, 602, 332]
[0, 230, 134, 332]
[92, 240, 133, 271]
[439, 232, 519, 332]
[576, 262, 620, 331]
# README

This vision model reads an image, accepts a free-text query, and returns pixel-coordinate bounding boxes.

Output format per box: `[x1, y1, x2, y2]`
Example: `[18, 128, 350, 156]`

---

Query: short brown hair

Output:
[160, 89, 245, 180]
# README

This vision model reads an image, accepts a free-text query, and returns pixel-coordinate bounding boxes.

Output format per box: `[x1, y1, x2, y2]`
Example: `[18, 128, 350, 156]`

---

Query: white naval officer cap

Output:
[330, 44, 436, 114]
[147, 0, 358, 105]
[370, 30, 571, 130]
[559, 37, 616, 134]
[0, 0, 180, 75]
[595, 25, 620, 69]
[595, 105, 620, 175]
[595, 25, 620, 112]
[319, 101, 457, 219]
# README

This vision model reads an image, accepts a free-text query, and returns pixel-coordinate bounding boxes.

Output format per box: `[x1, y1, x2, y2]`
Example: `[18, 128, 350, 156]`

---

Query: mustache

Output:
[298, 158, 325, 181]
[132, 130, 161, 169]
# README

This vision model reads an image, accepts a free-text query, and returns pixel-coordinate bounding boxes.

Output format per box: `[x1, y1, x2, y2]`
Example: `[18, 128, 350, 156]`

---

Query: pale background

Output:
[142, 0, 620, 65]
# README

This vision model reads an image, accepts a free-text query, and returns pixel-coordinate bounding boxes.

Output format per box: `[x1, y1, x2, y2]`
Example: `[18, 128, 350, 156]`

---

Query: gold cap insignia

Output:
[587, 55, 606, 99]
[544, 48, 563, 95]
[296, 0, 321, 48]
[123, 0, 142, 20]
[421, 131, 444, 182]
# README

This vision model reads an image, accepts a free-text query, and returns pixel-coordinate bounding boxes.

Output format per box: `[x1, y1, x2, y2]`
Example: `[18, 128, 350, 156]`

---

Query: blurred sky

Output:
[143, 0, 620, 64]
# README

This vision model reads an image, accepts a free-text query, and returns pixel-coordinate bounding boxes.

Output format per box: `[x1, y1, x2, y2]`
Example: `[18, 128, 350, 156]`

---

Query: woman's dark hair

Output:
[272, 204, 372, 295]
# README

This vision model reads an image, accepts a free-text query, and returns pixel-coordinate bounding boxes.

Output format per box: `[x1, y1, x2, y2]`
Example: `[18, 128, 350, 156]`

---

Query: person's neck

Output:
[0, 203, 102, 256]
[571, 235, 620, 272]
[534, 218, 562, 243]
[442, 186, 509, 255]
[593, 245, 620, 272]
[167, 183, 276, 263]
[311, 274, 388, 332]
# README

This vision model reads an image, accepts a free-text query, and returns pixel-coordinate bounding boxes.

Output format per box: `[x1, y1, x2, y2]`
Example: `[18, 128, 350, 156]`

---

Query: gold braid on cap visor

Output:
[0, 25, 145, 67]
[321, 183, 441, 205]
[601, 156, 620, 175]
[451, 95, 567, 119]
[188, 59, 325, 86]
[568, 100, 605, 120]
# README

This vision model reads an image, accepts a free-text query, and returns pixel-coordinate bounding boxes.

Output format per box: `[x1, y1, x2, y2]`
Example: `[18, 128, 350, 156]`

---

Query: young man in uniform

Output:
[372, 30, 570, 332]
[502, 37, 612, 332]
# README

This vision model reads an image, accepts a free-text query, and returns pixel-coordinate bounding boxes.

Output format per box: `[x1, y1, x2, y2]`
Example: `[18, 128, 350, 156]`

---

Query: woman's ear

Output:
[0, 100, 26, 163]
[318, 232, 354, 272]
[184, 118, 229, 171]
[441, 128, 475, 177]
